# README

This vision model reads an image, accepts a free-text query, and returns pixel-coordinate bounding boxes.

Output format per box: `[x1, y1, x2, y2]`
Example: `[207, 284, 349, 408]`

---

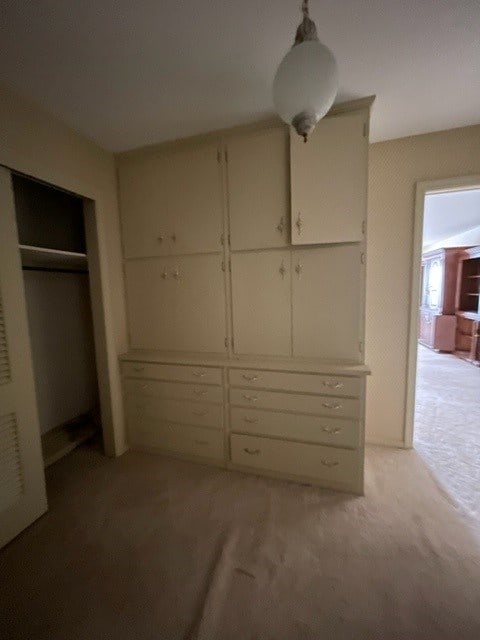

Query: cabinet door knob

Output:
[157, 235, 164, 242]
[296, 213, 303, 235]
[172, 268, 180, 279]
[279, 260, 286, 278]
[161, 270, 168, 279]
[171, 233, 177, 242]
[295, 263, 302, 276]
[276, 217, 285, 234]
[244, 448, 260, 455]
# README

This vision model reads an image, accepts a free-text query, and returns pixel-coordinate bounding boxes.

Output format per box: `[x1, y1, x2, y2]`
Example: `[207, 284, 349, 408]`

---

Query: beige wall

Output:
[0, 83, 127, 455]
[366, 124, 480, 446]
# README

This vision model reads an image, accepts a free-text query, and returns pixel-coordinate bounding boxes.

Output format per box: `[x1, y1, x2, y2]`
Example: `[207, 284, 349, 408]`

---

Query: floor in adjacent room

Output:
[1, 442, 480, 640]
[414, 344, 480, 524]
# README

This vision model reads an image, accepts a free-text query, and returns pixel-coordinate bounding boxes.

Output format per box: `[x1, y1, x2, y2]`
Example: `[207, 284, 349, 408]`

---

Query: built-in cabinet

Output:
[419, 248, 464, 352]
[455, 246, 480, 365]
[119, 142, 224, 258]
[117, 97, 374, 493]
[227, 128, 290, 250]
[290, 108, 368, 245]
[125, 254, 226, 353]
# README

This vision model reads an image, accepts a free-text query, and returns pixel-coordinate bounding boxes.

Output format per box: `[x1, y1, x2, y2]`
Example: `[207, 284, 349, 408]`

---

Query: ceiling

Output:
[1, 0, 479, 152]
[423, 189, 480, 247]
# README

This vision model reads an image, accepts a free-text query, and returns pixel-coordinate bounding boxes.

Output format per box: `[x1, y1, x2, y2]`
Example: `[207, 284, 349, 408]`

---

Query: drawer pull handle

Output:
[194, 440, 209, 446]
[242, 374, 259, 382]
[321, 426, 341, 435]
[242, 394, 258, 402]
[192, 410, 208, 417]
[321, 459, 339, 468]
[244, 448, 260, 455]
[192, 371, 206, 378]
[133, 366, 145, 372]
[140, 384, 148, 389]
[322, 402, 342, 410]
[193, 389, 208, 396]
[243, 416, 259, 424]
[322, 381, 344, 389]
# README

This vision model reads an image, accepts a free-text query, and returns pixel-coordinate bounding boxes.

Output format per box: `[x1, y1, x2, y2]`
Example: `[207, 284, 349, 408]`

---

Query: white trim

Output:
[366, 437, 407, 449]
[404, 174, 480, 448]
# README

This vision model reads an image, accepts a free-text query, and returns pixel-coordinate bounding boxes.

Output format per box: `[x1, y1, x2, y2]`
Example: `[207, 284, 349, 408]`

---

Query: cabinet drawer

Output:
[122, 361, 222, 385]
[124, 378, 223, 404]
[229, 388, 359, 419]
[129, 419, 224, 460]
[127, 395, 223, 429]
[230, 434, 360, 485]
[230, 408, 359, 448]
[229, 368, 359, 397]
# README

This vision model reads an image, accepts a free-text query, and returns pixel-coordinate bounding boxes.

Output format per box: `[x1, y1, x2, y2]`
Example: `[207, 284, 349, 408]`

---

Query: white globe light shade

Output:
[273, 40, 338, 139]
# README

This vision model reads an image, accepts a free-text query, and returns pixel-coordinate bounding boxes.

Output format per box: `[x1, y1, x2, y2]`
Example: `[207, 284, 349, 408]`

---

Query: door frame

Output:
[4, 167, 126, 458]
[404, 174, 480, 448]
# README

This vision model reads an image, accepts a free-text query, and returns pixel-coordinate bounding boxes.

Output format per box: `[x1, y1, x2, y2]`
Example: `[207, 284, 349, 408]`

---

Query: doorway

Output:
[406, 176, 480, 523]
[12, 174, 102, 467]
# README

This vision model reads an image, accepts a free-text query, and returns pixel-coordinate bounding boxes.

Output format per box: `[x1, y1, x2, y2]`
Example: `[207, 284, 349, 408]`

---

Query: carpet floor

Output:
[414, 345, 480, 524]
[1, 443, 480, 639]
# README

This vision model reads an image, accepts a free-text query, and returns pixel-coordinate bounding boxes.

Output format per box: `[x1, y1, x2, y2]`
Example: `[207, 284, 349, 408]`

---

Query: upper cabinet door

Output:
[169, 254, 226, 353]
[118, 142, 223, 258]
[290, 108, 369, 245]
[292, 245, 362, 362]
[228, 128, 290, 251]
[231, 250, 291, 357]
[125, 255, 226, 354]
[167, 143, 224, 255]
[118, 153, 172, 259]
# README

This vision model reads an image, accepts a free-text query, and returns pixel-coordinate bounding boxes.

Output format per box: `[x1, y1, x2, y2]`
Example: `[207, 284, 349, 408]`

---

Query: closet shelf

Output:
[19, 245, 88, 272]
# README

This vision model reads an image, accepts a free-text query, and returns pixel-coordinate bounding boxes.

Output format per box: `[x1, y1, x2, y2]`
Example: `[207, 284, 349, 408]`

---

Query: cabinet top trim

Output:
[116, 96, 376, 162]
[120, 350, 371, 376]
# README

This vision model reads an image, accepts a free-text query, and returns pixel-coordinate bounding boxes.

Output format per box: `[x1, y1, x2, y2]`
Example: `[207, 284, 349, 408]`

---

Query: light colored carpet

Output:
[414, 345, 480, 523]
[1, 443, 480, 639]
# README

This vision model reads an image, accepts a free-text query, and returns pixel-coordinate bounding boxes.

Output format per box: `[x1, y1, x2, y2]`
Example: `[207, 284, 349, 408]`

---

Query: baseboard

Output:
[365, 437, 408, 449]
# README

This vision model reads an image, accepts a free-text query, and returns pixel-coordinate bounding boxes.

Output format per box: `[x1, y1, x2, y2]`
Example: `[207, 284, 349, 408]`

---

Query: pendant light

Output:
[273, 0, 338, 142]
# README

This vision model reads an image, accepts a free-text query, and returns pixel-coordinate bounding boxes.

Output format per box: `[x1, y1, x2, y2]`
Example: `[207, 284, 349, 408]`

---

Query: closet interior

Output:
[12, 175, 101, 467]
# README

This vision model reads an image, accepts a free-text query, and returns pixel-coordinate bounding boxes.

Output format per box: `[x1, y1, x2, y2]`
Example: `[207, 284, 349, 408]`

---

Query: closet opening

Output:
[406, 177, 480, 523]
[12, 173, 103, 468]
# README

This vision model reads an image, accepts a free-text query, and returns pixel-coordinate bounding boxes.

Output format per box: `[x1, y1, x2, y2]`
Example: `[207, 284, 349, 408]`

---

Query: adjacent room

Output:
[1, 1, 480, 639]
[413, 187, 480, 521]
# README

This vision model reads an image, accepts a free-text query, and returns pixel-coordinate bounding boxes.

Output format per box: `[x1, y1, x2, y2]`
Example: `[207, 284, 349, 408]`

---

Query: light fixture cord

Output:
[294, 0, 319, 46]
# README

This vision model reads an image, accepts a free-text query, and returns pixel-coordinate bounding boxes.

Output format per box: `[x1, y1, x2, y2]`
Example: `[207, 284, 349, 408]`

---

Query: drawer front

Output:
[230, 434, 360, 485]
[128, 418, 224, 460]
[122, 361, 222, 385]
[229, 368, 359, 397]
[230, 408, 359, 448]
[124, 378, 223, 404]
[127, 395, 223, 429]
[229, 388, 359, 419]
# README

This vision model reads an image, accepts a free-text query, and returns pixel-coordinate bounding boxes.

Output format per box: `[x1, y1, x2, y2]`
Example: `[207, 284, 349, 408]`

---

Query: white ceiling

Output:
[423, 189, 480, 247]
[1, 0, 479, 152]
